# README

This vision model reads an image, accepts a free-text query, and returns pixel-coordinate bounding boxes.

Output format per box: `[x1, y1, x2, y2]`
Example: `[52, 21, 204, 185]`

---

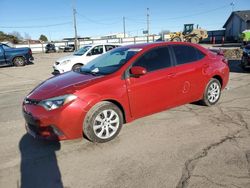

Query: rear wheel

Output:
[83, 101, 123, 143]
[72, 64, 83, 72]
[13, 57, 26, 66]
[201, 78, 221, 106]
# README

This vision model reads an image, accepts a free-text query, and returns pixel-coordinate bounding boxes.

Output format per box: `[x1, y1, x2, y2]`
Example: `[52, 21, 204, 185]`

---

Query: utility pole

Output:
[123, 16, 126, 38]
[72, 5, 78, 50]
[146, 8, 150, 43]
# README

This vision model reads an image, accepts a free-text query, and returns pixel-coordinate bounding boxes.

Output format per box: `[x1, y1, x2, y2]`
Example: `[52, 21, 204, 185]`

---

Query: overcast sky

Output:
[0, 0, 249, 40]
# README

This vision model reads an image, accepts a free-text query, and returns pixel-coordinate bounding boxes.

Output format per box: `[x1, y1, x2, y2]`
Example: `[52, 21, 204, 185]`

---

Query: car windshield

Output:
[74, 46, 91, 56]
[79, 47, 141, 75]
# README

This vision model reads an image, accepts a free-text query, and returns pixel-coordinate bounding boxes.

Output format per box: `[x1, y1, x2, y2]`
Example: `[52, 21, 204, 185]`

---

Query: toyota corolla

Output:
[22, 42, 229, 143]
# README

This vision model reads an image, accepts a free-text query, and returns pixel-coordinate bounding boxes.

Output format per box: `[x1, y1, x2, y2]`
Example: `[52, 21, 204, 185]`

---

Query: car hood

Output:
[56, 55, 81, 63]
[27, 71, 102, 100]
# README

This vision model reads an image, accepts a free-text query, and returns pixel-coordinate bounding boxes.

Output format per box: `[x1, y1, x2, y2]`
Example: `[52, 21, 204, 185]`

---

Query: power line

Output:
[0, 22, 72, 29]
[77, 13, 120, 25]
[152, 4, 230, 21]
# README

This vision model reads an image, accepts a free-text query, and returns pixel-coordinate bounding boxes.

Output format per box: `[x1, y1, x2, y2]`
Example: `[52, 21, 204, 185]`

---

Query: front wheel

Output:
[190, 37, 199, 44]
[201, 78, 221, 106]
[13, 57, 26, 66]
[83, 101, 123, 143]
[172, 37, 181, 42]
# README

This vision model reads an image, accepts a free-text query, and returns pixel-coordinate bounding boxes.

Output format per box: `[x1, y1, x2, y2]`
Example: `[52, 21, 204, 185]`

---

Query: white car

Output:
[53, 44, 120, 74]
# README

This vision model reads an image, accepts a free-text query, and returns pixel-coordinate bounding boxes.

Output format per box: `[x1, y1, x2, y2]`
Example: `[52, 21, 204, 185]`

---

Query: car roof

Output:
[83, 43, 121, 47]
[121, 42, 202, 50]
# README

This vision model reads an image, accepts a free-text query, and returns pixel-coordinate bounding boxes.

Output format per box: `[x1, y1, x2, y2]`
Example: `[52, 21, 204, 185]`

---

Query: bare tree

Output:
[9, 31, 23, 40]
[24, 32, 31, 40]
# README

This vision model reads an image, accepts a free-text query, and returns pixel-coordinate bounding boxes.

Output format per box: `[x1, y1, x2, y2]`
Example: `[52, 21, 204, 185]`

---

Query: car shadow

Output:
[228, 60, 250, 73]
[19, 134, 63, 188]
[0, 62, 34, 69]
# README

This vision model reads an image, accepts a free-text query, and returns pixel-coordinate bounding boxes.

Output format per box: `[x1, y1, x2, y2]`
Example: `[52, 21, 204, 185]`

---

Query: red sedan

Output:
[23, 42, 229, 143]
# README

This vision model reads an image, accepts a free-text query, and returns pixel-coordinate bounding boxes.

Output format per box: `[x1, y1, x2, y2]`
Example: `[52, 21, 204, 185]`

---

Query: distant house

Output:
[101, 33, 128, 39]
[223, 10, 250, 41]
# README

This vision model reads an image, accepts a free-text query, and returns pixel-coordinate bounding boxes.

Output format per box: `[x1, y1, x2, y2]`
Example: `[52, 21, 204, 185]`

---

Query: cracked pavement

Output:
[0, 54, 249, 188]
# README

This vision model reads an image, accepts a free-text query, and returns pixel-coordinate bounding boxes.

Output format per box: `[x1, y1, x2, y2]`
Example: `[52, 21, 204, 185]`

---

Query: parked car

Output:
[53, 43, 120, 74]
[0, 43, 33, 67]
[58, 44, 75, 52]
[45, 43, 56, 53]
[241, 44, 250, 70]
[23, 42, 229, 143]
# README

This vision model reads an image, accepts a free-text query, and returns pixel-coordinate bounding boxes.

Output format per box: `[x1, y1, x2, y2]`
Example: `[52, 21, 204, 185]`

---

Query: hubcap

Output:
[207, 82, 220, 103]
[93, 109, 120, 139]
[15, 57, 24, 65]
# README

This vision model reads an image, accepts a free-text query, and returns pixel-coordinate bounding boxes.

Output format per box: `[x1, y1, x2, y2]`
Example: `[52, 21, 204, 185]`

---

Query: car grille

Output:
[24, 98, 40, 105]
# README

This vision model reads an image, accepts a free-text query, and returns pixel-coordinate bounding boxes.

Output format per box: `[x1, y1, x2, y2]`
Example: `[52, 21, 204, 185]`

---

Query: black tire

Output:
[241, 57, 248, 70]
[72, 64, 83, 72]
[83, 101, 123, 143]
[13, 57, 26, 66]
[172, 37, 181, 42]
[200, 78, 221, 106]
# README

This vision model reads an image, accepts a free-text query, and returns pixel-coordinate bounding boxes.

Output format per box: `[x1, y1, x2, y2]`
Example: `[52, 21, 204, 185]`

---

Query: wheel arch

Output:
[103, 99, 126, 123]
[212, 75, 223, 87]
[11, 55, 26, 63]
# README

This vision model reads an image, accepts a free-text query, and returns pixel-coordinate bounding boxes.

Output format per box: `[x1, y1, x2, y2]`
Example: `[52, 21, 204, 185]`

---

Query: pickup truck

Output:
[0, 43, 34, 67]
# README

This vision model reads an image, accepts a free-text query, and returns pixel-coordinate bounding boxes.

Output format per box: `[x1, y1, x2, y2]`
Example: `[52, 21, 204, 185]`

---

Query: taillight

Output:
[222, 58, 228, 64]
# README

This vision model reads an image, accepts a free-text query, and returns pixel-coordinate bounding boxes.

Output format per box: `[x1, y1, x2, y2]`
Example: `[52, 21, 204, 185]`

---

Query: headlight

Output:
[61, 60, 71, 65]
[38, 94, 77, 111]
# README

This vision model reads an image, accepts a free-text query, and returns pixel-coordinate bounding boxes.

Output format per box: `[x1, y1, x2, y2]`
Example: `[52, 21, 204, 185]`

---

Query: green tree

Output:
[39, 34, 48, 42]
[0, 31, 19, 44]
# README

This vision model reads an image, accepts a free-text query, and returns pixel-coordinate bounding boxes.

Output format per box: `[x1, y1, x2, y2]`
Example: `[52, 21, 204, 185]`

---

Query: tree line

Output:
[0, 31, 48, 44]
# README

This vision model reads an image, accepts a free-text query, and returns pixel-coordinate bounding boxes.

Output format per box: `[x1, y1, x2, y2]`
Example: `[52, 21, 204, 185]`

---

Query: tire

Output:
[201, 78, 221, 106]
[83, 101, 123, 143]
[72, 64, 83, 72]
[190, 37, 199, 44]
[13, 57, 26, 66]
[172, 37, 181, 42]
[241, 57, 247, 70]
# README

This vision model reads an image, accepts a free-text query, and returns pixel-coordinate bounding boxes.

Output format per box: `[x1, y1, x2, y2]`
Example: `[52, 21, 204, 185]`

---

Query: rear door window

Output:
[91, 45, 104, 55]
[105, 45, 117, 52]
[172, 45, 205, 65]
[133, 47, 172, 72]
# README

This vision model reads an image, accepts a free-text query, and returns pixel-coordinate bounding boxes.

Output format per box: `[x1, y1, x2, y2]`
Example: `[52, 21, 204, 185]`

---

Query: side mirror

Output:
[130, 66, 147, 77]
[87, 52, 92, 56]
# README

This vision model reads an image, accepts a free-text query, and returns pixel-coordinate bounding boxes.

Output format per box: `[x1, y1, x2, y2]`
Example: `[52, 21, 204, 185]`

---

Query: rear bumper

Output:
[29, 56, 34, 62]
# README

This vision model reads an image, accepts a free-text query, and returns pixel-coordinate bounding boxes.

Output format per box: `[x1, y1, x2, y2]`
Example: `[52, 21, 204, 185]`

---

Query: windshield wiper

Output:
[79, 70, 103, 76]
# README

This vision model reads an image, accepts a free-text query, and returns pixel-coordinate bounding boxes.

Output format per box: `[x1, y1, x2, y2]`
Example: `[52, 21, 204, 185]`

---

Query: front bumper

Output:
[53, 65, 64, 74]
[22, 98, 88, 141]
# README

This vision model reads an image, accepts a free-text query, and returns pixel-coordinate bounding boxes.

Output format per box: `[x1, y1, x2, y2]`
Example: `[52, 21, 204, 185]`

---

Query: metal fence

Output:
[15, 35, 163, 53]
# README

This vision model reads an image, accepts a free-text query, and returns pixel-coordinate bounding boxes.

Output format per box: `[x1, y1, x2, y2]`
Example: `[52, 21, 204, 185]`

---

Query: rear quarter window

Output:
[172, 45, 205, 65]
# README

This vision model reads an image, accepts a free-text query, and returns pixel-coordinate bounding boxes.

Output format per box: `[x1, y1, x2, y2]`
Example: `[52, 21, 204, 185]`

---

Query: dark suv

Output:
[45, 43, 56, 53]
[241, 44, 250, 70]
